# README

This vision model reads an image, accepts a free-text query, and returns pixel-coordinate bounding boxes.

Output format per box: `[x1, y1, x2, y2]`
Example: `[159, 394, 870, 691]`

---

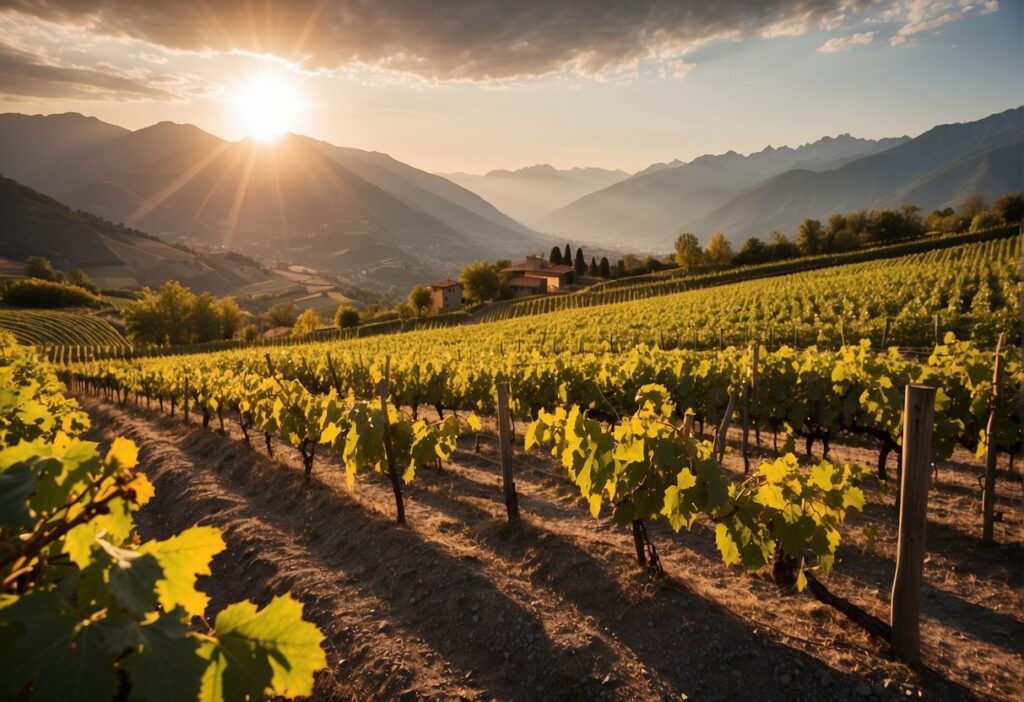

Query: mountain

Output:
[537, 134, 908, 250]
[440, 164, 629, 226]
[692, 107, 1024, 240]
[0, 113, 545, 292]
[0, 175, 280, 294]
[0, 113, 128, 181]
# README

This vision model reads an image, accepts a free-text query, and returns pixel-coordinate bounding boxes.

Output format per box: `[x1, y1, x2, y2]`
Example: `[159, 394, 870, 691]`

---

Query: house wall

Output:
[430, 286, 463, 311]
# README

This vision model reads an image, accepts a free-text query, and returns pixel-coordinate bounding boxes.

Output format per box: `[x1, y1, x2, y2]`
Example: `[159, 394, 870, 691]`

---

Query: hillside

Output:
[537, 134, 908, 249]
[692, 107, 1024, 240]
[442, 165, 629, 225]
[0, 114, 546, 291]
[0, 175, 281, 294]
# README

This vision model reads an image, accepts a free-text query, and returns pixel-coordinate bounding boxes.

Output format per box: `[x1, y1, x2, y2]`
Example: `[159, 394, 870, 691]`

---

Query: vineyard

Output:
[2, 229, 1021, 700]
[0, 309, 128, 347]
[58, 328, 1023, 699]
[478, 230, 1020, 343]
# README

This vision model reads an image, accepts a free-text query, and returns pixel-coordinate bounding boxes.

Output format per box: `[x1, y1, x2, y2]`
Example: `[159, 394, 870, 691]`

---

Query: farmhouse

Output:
[426, 279, 464, 312]
[507, 275, 547, 298]
[502, 255, 574, 292]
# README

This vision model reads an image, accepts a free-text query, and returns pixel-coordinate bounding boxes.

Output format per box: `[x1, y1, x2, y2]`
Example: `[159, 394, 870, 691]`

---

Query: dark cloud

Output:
[0, 42, 178, 98]
[0, 0, 876, 80]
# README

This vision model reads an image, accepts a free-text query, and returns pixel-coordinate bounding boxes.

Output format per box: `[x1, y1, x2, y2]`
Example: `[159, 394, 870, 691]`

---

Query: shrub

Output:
[2, 279, 99, 308]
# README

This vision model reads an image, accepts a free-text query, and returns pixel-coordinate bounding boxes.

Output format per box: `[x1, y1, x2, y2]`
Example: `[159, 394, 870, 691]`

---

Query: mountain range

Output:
[0, 113, 546, 293]
[535, 134, 911, 249]
[440, 165, 629, 225]
[0, 175, 282, 295]
[534, 107, 1022, 249]
[0, 106, 1019, 292]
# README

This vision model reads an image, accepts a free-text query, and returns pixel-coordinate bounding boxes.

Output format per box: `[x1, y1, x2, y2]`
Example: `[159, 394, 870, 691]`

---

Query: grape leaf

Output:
[199, 595, 326, 701]
[140, 526, 226, 618]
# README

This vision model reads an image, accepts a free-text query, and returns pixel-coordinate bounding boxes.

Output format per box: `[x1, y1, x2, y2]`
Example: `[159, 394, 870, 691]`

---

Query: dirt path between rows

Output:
[81, 397, 1021, 702]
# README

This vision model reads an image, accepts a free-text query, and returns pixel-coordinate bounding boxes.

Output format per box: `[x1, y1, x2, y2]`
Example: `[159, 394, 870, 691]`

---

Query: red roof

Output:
[502, 260, 574, 275]
[427, 279, 462, 289]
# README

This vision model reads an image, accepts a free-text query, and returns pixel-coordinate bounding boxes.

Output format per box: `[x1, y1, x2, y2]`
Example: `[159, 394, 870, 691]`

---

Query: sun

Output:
[232, 73, 305, 141]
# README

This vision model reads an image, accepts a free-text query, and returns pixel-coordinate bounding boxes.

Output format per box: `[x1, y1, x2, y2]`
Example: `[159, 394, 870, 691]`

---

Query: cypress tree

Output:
[549, 246, 563, 265]
[574, 247, 586, 276]
[563, 243, 572, 263]
[588, 256, 598, 275]
[599, 256, 610, 278]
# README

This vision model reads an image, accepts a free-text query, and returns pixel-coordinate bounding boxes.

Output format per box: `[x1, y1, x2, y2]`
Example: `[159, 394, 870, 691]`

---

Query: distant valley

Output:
[440, 165, 629, 226]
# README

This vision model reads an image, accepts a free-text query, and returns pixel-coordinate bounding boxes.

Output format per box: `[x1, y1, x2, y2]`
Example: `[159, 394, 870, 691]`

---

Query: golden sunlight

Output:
[231, 73, 305, 141]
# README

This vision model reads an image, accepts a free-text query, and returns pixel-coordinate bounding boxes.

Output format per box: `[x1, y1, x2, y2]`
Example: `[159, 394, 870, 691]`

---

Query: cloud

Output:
[0, 0, 877, 81]
[892, 0, 998, 40]
[818, 30, 877, 52]
[0, 41, 208, 100]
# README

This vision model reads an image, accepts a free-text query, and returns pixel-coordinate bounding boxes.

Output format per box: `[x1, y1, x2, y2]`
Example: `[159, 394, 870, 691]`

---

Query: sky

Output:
[0, 0, 1019, 174]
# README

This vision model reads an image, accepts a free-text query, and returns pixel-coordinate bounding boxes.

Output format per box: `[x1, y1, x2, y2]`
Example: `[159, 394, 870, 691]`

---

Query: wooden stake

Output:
[325, 352, 342, 394]
[982, 334, 1006, 544]
[881, 318, 891, 349]
[890, 384, 936, 665]
[377, 356, 405, 524]
[496, 382, 520, 524]
[183, 377, 189, 425]
[714, 394, 737, 463]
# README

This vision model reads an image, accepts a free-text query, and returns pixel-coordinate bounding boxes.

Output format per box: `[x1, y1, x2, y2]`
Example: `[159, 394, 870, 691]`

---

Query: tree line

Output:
[673, 193, 1021, 272]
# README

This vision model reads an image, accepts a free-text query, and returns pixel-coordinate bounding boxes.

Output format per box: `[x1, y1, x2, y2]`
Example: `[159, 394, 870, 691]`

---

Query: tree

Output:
[796, 219, 823, 256]
[616, 259, 626, 276]
[599, 257, 610, 278]
[970, 211, 1002, 232]
[408, 284, 432, 316]
[25, 256, 59, 281]
[264, 302, 298, 329]
[218, 297, 246, 340]
[334, 305, 360, 328]
[992, 194, 1022, 224]
[123, 281, 195, 345]
[563, 244, 572, 263]
[674, 233, 703, 272]
[704, 232, 734, 267]
[460, 261, 501, 302]
[190, 293, 222, 342]
[292, 309, 321, 336]
[959, 194, 986, 219]
[574, 247, 586, 277]
[395, 303, 415, 322]
[734, 237, 768, 265]
[68, 269, 98, 294]
[549, 246, 563, 265]
[768, 231, 797, 260]
[588, 256, 599, 276]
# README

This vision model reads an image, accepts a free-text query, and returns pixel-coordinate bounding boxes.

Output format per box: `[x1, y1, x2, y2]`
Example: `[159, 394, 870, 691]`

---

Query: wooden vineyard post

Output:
[933, 313, 940, 345]
[377, 356, 405, 525]
[982, 334, 1006, 544]
[890, 384, 936, 664]
[752, 344, 760, 448]
[881, 318, 891, 349]
[718, 328, 724, 350]
[325, 352, 342, 394]
[496, 382, 520, 524]
[741, 347, 752, 474]
[183, 377, 189, 425]
[714, 394, 737, 463]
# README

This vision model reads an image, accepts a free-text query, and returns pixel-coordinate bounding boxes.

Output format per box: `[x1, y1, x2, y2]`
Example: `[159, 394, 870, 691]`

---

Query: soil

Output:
[81, 396, 1022, 702]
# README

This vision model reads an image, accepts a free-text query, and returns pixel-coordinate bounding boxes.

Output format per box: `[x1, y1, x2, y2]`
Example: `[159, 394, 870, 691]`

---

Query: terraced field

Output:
[0, 309, 128, 347]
